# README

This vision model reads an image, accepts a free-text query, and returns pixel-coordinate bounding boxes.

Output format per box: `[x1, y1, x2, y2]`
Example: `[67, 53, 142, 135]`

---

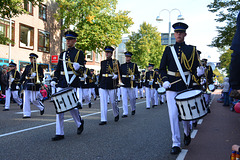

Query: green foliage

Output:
[219, 49, 232, 76]
[207, 0, 240, 49]
[0, 33, 14, 45]
[126, 22, 165, 69]
[55, 0, 133, 52]
[213, 68, 224, 83]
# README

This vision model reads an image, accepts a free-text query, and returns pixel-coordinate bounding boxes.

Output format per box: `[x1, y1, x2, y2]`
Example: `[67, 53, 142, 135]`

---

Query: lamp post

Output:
[156, 9, 184, 45]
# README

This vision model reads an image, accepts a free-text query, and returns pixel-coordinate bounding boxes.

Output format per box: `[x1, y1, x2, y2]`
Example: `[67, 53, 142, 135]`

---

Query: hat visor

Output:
[174, 29, 186, 32]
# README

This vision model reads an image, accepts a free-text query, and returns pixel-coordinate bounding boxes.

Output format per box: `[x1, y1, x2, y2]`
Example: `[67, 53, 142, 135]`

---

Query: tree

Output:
[55, 0, 133, 52]
[219, 49, 232, 76]
[126, 22, 165, 69]
[207, 0, 240, 49]
[213, 68, 224, 84]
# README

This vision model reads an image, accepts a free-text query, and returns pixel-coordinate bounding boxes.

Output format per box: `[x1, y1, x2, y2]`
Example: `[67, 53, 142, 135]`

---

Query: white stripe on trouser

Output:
[5, 89, 22, 109]
[154, 90, 164, 105]
[117, 88, 121, 101]
[99, 88, 119, 122]
[83, 88, 90, 104]
[145, 87, 155, 108]
[90, 88, 96, 99]
[121, 87, 136, 115]
[77, 87, 83, 105]
[23, 90, 44, 117]
[56, 87, 82, 135]
[166, 90, 191, 147]
[135, 86, 138, 98]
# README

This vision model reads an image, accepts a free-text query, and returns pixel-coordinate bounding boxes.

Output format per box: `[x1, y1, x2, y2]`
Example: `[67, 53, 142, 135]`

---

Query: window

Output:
[86, 51, 93, 61]
[0, 19, 15, 44]
[38, 30, 50, 52]
[24, 0, 33, 15]
[39, 4, 47, 21]
[19, 24, 34, 49]
[95, 49, 100, 62]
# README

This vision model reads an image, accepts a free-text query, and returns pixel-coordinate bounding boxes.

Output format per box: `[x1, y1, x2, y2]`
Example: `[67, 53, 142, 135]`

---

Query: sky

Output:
[116, 0, 221, 62]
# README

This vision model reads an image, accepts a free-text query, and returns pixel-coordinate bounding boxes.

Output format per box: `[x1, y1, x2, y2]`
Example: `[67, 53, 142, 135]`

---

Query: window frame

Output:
[19, 23, 34, 50]
[86, 51, 93, 61]
[24, 0, 34, 16]
[0, 19, 15, 45]
[39, 3, 47, 21]
[38, 29, 50, 53]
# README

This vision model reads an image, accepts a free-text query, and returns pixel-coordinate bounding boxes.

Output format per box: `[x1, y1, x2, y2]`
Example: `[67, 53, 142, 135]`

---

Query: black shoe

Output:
[146, 107, 150, 109]
[184, 133, 191, 146]
[88, 103, 91, 108]
[77, 120, 84, 135]
[170, 146, 181, 155]
[20, 104, 23, 109]
[140, 97, 143, 99]
[193, 121, 198, 128]
[94, 98, 97, 101]
[207, 108, 211, 113]
[131, 110, 135, 115]
[52, 135, 64, 141]
[40, 108, 44, 115]
[50, 100, 54, 102]
[160, 101, 163, 105]
[114, 115, 119, 122]
[122, 115, 128, 118]
[77, 102, 82, 109]
[99, 121, 107, 125]
[23, 116, 31, 119]
[152, 105, 157, 108]
[3, 109, 9, 111]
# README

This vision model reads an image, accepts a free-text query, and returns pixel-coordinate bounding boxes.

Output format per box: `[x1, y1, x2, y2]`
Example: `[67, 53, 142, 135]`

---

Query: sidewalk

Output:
[185, 89, 240, 159]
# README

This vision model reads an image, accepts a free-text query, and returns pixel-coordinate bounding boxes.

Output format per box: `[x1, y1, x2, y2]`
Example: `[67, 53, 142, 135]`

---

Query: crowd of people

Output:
[1, 22, 217, 155]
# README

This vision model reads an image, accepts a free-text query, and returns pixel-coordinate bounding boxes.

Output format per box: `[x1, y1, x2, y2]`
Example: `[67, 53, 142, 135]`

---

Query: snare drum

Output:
[51, 87, 78, 114]
[175, 89, 208, 121]
[208, 84, 215, 92]
[157, 87, 166, 95]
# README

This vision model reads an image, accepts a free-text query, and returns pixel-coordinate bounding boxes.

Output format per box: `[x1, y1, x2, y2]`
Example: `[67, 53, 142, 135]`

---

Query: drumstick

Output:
[170, 79, 182, 85]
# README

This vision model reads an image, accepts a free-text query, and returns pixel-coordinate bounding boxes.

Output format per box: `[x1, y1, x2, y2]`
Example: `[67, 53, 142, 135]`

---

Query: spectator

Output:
[221, 77, 230, 106]
[0, 90, 6, 104]
[40, 85, 48, 101]
[0, 69, 8, 94]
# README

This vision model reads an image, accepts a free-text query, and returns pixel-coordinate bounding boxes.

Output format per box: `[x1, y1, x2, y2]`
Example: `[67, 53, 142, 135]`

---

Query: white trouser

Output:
[5, 89, 22, 109]
[166, 91, 191, 147]
[83, 88, 90, 104]
[121, 87, 136, 115]
[23, 90, 44, 117]
[140, 86, 145, 97]
[56, 87, 82, 135]
[154, 89, 159, 105]
[99, 88, 119, 122]
[51, 86, 56, 100]
[139, 87, 143, 98]
[145, 87, 155, 108]
[117, 88, 121, 101]
[204, 93, 211, 105]
[77, 87, 83, 105]
[135, 86, 138, 98]
[90, 88, 96, 99]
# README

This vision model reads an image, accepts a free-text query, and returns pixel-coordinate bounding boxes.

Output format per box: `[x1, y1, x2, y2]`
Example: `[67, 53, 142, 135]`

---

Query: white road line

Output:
[191, 129, 198, 139]
[197, 119, 203, 124]
[15, 110, 39, 114]
[0, 101, 146, 138]
[176, 149, 188, 160]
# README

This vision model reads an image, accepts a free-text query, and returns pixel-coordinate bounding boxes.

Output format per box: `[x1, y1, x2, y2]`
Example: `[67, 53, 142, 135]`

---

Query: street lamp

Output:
[156, 9, 184, 45]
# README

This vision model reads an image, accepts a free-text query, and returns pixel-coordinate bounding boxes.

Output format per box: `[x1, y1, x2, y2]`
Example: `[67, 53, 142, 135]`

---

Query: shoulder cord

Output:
[180, 47, 196, 72]
[67, 50, 80, 75]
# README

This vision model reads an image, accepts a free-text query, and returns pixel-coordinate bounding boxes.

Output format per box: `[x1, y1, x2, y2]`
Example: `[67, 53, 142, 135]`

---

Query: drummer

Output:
[154, 69, 164, 105]
[159, 22, 204, 154]
[50, 30, 85, 141]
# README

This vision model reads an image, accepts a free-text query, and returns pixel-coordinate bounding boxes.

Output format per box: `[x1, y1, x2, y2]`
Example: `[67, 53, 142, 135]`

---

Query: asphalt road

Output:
[0, 96, 187, 160]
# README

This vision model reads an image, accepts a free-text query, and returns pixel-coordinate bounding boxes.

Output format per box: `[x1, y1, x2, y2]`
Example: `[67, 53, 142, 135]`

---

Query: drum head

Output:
[157, 87, 166, 94]
[51, 87, 74, 97]
[175, 89, 202, 101]
[208, 84, 215, 92]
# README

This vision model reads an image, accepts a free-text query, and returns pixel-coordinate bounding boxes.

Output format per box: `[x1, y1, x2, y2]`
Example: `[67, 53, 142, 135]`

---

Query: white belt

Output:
[25, 76, 34, 79]
[167, 71, 190, 77]
[61, 71, 74, 75]
[193, 83, 198, 86]
[102, 74, 113, 77]
[122, 75, 131, 78]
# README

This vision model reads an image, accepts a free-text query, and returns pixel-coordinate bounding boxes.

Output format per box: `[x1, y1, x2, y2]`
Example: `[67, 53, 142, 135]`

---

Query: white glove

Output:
[163, 81, 171, 89]
[31, 72, 36, 77]
[73, 62, 81, 71]
[131, 75, 135, 81]
[84, 74, 88, 78]
[11, 78, 14, 82]
[16, 86, 20, 90]
[112, 73, 118, 80]
[197, 66, 205, 77]
[50, 81, 56, 87]
[149, 80, 153, 85]
[143, 80, 146, 83]
[200, 79, 206, 85]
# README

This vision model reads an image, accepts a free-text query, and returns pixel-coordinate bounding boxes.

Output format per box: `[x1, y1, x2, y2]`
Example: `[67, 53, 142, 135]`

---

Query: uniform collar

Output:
[67, 46, 75, 51]
[175, 42, 186, 46]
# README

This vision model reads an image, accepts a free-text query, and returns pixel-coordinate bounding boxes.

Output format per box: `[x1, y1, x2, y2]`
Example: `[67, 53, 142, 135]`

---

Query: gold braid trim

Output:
[192, 75, 200, 85]
[180, 46, 196, 72]
[67, 50, 80, 75]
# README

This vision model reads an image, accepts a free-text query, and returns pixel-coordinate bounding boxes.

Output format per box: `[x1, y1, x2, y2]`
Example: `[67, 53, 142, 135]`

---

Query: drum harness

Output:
[170, 46, 191, 88]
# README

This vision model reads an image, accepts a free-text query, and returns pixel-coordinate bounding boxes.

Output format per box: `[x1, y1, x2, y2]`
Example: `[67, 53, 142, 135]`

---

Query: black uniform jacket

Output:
[99, 58, 120, 89]
[52, 47, 85, 88]
[159, 42, 200, 92]
[6, 69, 21, 90]
[120, 62, 139, 88]
[145, 71, 157, 88]
[20, 64, 44, 90]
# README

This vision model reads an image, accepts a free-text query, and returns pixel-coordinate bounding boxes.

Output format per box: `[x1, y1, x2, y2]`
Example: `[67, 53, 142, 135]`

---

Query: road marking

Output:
[197, 119, 203, 124]
[191, 129, 198, 139]
[15, 110, 39, 114]
[176, 149, 188, 160]
[0, 101, 146, 138]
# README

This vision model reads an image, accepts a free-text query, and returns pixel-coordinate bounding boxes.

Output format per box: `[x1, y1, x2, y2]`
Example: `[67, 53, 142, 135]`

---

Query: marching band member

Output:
[120, 52, 139, 117]
[139, 70, 146, 98]
[145, 63, 157, 109]
[82, 65, 92, 108]
[20, 53, 45, 118]
[89, 69, 97, 101]
[50, 30, 84, 141]
[159, 22, 203, 154]
[3, 62, 22, 111]
[98, 46, 120, 125]
[153, 68, 164, 106]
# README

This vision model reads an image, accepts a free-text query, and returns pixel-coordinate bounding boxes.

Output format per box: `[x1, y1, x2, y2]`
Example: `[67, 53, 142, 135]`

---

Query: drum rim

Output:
[175, 89, 203, 101]
[51, 87, 74, 97]
[179, 112, 208, 121]
[56, 106, 78, 114]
